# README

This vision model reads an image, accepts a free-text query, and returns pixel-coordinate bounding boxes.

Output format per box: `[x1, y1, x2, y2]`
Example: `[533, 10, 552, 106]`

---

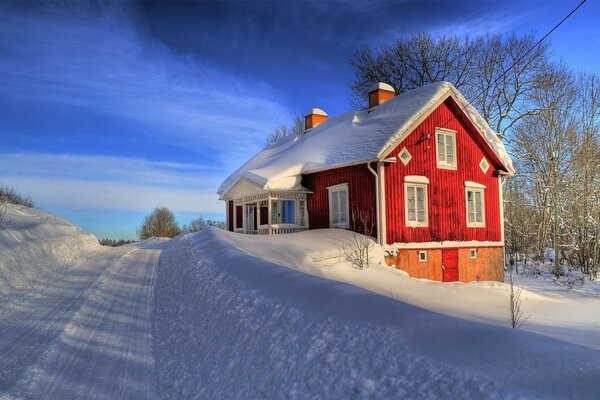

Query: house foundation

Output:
[389, 247, 504, 282]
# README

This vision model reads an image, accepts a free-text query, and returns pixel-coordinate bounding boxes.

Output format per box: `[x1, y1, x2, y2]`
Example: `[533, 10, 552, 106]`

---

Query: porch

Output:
[230, 190, 309, 235]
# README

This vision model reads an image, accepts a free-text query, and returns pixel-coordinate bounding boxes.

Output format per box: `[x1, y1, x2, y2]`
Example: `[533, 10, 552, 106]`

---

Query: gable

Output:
[221, 178, 265, 200]
[379, 92, 511, 174]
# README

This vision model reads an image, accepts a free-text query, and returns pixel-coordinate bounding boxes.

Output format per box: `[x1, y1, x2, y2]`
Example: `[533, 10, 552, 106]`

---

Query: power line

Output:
[438, 0, 588, 132]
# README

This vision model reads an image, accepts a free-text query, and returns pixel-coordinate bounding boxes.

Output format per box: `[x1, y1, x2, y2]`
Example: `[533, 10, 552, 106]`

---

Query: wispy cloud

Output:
[0, 152, 223, 213]
[0, 2, 291, 171]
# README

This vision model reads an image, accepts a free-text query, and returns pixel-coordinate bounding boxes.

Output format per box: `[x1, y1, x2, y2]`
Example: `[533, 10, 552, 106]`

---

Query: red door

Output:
[442, 249, 459, 282]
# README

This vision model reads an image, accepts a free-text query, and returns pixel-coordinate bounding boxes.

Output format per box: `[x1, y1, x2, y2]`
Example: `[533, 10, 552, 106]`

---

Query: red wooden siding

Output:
[384, 98, 502, 244]
[227, 200, 234, 231]
[302, 164, 377, 236]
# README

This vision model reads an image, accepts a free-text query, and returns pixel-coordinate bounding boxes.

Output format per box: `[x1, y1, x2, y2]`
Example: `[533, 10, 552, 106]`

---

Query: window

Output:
[419, 250, 427, 262]
[271, 199, 297, 225]
[298, 200, 306, 226]
[398, 147, 412, 166]
[436, 128, 457, 170]
[465, 182, 486, 227]
[404, 176, 429, 227]
[328, 183, 349, 228]
[470, 249, 477, 259]
[479, 158, 490, 174]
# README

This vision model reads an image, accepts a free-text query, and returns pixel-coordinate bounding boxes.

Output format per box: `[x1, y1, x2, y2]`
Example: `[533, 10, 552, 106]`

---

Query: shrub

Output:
[138, 207, 181, 240]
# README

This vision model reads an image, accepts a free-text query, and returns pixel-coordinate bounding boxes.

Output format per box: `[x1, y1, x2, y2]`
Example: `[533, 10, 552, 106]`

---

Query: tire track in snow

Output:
[0, 247, 126, 389]
[1, 246, 159, 399]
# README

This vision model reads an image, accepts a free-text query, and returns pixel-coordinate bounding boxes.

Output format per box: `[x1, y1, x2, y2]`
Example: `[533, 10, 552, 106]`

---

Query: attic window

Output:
[436, 128, 457, 170]
[480, 158, 490, 173]
[398, 147, 412, 166]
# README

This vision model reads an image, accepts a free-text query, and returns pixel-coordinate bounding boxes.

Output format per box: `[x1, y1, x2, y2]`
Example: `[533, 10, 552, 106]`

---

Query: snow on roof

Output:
[369, 82, 395, 93]
[305, 108, 328, 116]
[218, 82, 514, 197]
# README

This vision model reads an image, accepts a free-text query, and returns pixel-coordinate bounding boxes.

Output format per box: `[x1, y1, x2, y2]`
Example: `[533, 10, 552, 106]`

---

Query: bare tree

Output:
[264, 114, 304, 148]
[341, 210, 377, 269]
[138, 207, 181, 240]
[512, 65, 577, 278]
[350, 32, 549, 140]
[508, 272, 530, 329]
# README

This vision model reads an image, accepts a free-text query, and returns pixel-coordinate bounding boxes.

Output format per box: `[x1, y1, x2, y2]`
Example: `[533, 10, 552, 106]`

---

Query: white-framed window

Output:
[436, 128, 457, 170]
[297, 200, 306, 227]
[328, 183, 349, 229]
[419, 250, 427, 262]
[465, 182, 486, 227]
[470, 248, 477, 259]
[404, 176, 429, 227]
[479, 158, 490, 174]
[271, 199, 298, 225]
[398, 147, 412, 166]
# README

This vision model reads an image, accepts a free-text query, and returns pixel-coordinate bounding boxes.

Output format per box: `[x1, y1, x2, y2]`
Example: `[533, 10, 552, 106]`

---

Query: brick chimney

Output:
[304, 108, 328, 132]
[368, 82, 395, 110]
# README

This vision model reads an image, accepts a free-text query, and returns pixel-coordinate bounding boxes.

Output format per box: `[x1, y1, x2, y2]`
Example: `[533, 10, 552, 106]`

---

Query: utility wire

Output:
[438, 0, 588, 132]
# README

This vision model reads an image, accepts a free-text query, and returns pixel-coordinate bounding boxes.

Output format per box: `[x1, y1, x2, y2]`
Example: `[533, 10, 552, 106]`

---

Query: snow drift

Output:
[0, 204, 100, 294]
[153, 227, 600, 399]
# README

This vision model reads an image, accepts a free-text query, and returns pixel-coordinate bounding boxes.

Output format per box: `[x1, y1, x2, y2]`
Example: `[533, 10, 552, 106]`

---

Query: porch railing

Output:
[242, 227, 309, 235]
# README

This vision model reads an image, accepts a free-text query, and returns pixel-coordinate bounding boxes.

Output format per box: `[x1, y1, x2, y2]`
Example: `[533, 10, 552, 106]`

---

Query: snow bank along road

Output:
[1, 224, 600, 399]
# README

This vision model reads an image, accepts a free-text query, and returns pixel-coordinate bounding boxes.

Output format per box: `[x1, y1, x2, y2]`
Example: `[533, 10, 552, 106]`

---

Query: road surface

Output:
[0, 244, 160, 399]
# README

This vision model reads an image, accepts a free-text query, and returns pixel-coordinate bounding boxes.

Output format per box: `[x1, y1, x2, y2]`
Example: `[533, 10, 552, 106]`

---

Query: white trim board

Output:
[389, 241, 504, 249]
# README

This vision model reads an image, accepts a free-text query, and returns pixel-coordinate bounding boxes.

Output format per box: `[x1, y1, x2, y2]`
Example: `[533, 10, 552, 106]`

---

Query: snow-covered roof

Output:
[218, 81, 514, 197]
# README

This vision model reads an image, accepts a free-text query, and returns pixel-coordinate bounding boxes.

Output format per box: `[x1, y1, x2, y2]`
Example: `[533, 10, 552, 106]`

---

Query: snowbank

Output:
[154, 228, 600, 399]
[210, 228, 600, 350]
[0, 204, 100, 294]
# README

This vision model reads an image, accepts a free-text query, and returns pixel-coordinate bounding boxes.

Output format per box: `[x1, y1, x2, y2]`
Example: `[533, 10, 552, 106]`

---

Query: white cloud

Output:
[0, 152, 223, 213]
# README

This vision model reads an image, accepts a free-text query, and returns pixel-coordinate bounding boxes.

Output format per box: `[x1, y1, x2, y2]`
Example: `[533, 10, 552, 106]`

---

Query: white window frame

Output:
[465, 182, 486, 228]
[270, 199, 301, 226]
[404, 176, 429, 227]
[470, 248, 477, 259]
[435, 128, 457, 170]
[419, 250, 427, 262]
[297, 199, 307, 227]
[327, 183, 349, 229]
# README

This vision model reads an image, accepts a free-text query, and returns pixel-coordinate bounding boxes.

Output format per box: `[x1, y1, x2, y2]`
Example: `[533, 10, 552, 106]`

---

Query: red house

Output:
[218, 82, 514, 282]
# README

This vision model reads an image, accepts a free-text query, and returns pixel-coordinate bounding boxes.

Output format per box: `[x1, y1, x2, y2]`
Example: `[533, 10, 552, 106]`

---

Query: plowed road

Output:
[0, 245, 159, 399]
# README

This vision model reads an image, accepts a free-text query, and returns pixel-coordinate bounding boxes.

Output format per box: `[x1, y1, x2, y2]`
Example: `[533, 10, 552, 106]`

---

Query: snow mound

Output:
[0, 204, 100, 294]
[154, 228, 600, 399]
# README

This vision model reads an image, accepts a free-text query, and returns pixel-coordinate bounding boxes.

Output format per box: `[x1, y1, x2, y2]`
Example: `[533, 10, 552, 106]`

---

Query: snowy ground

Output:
[1, 205, 600, 399]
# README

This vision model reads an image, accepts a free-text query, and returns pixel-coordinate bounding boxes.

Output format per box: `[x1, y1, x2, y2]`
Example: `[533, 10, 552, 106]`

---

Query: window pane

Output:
[446, 135, 455, 165]
[475, 191, 483, 223]
[467, 191, 474, 223]
[282, 200, 295, 224]
[332, 191, 339, 224]
[298, 200, 305, 226]
[271, 201, 279, 224]
[339, 190, 347, 223]
[437, 134, 445, 162]
[416, 187, 425, 222]
[407, 186, 415, 222]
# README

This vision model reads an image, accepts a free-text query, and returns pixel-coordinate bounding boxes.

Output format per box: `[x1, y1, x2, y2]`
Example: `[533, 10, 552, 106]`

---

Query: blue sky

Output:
[1, 0, 598, 239]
